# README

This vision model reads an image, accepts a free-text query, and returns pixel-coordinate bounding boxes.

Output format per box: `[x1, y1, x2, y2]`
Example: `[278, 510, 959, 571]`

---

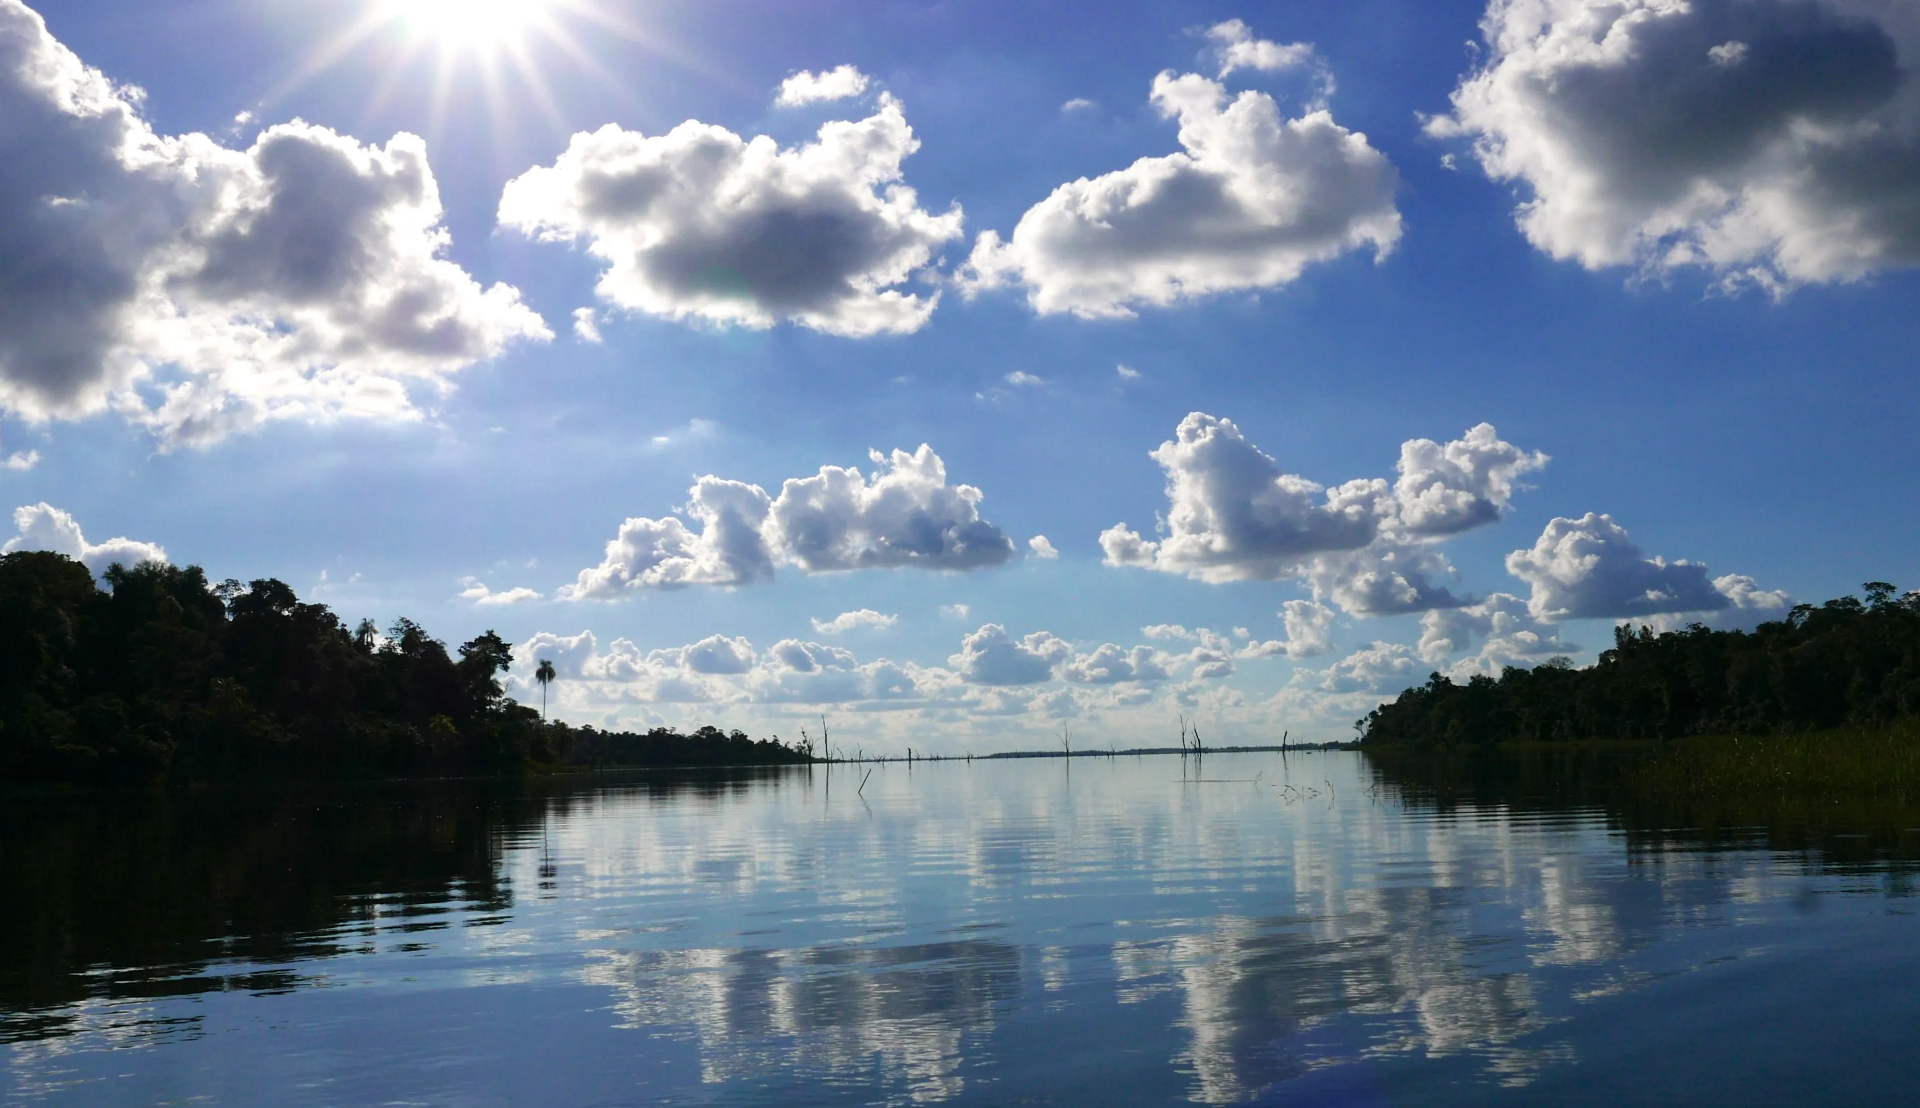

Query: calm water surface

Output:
[5, 751, 1920, 1106]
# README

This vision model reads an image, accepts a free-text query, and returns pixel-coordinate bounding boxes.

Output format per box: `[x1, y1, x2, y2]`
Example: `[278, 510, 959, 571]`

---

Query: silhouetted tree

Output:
[535, 657, 556, 721]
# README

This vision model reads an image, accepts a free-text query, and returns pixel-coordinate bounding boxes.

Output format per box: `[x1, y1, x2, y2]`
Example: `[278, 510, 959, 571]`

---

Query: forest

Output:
[1360, 582, 1920, 746]
[0, 551, 811, 784]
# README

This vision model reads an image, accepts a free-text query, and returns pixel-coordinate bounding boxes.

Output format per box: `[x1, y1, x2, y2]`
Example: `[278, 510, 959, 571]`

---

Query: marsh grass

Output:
[1631, 722, 1920, 839]
[1367, 725, 1920, 868]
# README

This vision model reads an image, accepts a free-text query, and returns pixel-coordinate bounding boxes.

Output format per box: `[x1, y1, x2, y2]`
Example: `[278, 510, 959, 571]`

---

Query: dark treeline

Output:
[0, 551, 810, 783]
[1361, 582, 1920, 746]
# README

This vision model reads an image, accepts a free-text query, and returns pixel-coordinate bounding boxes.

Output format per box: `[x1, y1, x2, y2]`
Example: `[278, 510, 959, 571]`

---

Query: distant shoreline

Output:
[812, 743, 1358, 764]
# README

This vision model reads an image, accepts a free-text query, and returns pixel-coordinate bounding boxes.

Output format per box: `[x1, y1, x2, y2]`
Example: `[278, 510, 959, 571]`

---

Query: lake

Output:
[6, 749, 1920, 1106]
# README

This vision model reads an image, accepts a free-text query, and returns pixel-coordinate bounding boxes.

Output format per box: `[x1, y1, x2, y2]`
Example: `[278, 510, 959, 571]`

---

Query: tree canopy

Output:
[0, 551, 808, 783]
[1359, 584, 1920, 747]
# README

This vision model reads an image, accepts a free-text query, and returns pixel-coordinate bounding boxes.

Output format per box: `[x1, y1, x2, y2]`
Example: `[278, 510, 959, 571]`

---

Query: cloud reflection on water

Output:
[5, 755, 1914, 1106]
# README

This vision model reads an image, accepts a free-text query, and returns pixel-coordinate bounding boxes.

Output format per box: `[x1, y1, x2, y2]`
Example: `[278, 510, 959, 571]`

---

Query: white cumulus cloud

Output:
[1506, 513, 1747, 621]
[949, 624, 1073, 686]
[1027, 535, 1059, 559]
[568, 445, 1013, 597]
[1632, 573, 1797, 633]
[1099, 412, 1389, 582]
[1101, 413, 1542, 614]
[3, 450, 38, 471]
[1060, 643, 1171, 685]
[515, 630, 752, 704]
[1418, 592, 1577, 676]
[1303, 542, 1466, 617]
[1315, 641, 1420, 695]
[767, 445, 1015, 572]
[1204, 19, 1323, 83]
[776, 65, 872, 107]
[4, 502, 165, 574]
[0, 1, 548, 448]
[564, 477, 776, 598]
[1394, 422, 1548, 537]
[1431, 0, 1920, 290]
[498, 93, 962, 337]
[812, 608, 898, 634]
[960, 60, 1399, 318]
[516, 628, 940, 711]
[1240, 599, 1336, 659]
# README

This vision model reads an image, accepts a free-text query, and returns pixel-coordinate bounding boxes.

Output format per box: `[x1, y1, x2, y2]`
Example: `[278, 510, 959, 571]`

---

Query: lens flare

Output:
[380, 0, 552, 50]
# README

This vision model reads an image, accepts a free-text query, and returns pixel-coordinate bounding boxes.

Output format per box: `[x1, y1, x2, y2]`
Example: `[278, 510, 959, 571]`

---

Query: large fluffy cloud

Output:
[961, 48, 1400, 318]
[564, 477, 776, 598]
[498, 92, 961, 337]
[768, 446, 1015, 572]
[1101, 413, 1541, 614]
[0, 1, 547, 447]
[1304, 543, 1466, 617]
[1504, 512, 1780, 621]
[566, 445, 1013, 598]
[4, 502, 165, 574]
[949, 624, 1073, 686]
[1099, 413, 1390, 582]
[1432, 0, 1920, 289]
[1394, 423, 1548, 537]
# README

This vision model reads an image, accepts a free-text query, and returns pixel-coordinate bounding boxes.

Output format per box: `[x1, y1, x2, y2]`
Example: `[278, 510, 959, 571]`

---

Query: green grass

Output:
[1641, 722, 1920, 801]
[1366, 724, 1920, 865]
[1631, 722, 1920, 842]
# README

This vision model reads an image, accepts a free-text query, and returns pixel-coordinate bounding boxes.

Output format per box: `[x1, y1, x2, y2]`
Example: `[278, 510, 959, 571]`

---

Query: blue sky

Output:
[4, 0, 1918, 749]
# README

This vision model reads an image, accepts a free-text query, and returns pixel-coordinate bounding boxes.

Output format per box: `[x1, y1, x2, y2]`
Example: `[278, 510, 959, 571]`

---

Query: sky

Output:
[2, 0, 1917, 751]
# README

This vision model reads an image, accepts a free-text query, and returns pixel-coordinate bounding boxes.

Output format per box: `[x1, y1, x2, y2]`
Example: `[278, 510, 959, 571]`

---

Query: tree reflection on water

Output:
[5, 756, 1919, 1106]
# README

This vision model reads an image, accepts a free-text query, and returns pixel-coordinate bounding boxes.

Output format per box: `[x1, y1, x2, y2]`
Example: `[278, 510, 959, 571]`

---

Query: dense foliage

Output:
[1360, 583, 1920, 746]
[0, 552, 810, 782]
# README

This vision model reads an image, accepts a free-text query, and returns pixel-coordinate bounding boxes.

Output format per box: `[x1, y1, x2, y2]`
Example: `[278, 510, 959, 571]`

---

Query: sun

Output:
[266, 0, 658, 141]
[377, 0, 556, 52]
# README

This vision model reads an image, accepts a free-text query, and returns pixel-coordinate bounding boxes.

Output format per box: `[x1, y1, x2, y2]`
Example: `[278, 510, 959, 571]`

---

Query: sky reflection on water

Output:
[6, 752, 1920, 1106]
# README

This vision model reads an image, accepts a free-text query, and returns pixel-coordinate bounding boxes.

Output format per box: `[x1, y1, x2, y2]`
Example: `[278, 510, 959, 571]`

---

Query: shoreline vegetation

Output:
[1364, 721, 1920, 867]
[1357, 580, 1920, 854]
[1635, 722, 1920, 821]
[0, 552, 810, 785]
[1358, 582, 1920, 747]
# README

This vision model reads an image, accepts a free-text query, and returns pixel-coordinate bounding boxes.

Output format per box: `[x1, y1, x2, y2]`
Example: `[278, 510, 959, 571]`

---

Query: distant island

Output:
[1359, 582, 1920, 746]
[0, 552, 811, 784]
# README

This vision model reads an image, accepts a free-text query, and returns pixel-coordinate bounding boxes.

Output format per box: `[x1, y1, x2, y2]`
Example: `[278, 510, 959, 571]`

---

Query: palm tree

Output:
[534, 658, 557, 721]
